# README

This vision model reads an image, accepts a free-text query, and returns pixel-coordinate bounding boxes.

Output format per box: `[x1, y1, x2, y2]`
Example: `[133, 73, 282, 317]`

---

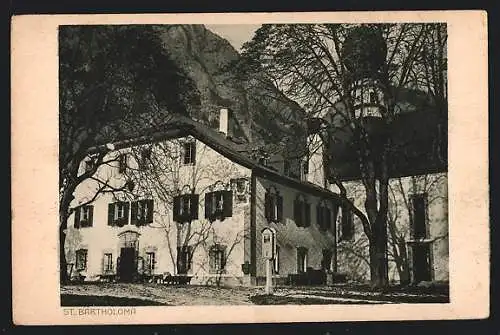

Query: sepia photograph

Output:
[11, 11, 488, 325]
[58, 22, 449, 306]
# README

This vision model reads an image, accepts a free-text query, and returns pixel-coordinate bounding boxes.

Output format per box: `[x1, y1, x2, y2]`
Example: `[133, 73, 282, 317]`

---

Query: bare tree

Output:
[58, 25, 199, 283]
[121, 136, 250, 284]
[237, 23, 447, 288]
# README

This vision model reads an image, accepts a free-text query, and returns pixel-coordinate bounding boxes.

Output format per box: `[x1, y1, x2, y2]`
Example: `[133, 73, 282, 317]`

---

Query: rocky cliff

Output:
[155, 24, 306, 155]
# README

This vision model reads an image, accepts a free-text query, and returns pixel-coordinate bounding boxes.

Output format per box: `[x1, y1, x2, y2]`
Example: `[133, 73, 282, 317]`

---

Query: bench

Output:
[161, 274, 192, 285]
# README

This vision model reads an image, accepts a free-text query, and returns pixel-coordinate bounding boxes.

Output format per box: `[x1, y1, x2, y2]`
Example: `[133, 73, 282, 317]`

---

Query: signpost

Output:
[261, 227, 276, 295]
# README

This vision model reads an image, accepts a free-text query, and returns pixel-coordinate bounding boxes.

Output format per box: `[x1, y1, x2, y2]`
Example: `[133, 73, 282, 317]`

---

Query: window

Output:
[183, 141, 196, 165]
[209, 244, 227, 274]
[145, 252, 155, 272]
[264, 190, 283, 223]
[103, 253, 113, 272]
[131, 199, 154, 226]
[140, 148, 151, 169]
[108, 202, 129, 227]
[205, 190, 233, 221]
[294, 196, 311, 228]
[297, 247, 308, 273]
[84, 159, 94, 173]
[283, 161, 290, 176]
[74, 205, 93, 228]
[118, 154, 127, 173]
[273, 245, 280, 274]
[301, 155, 309, 178]
[231, 178, 248, 203]
[176, 246, 192, 274]
[321, 249, 333, 272]
[316, 204, 331, 231]
[411, 194, 428, 239]
[75, 249, 88, 271]
[173, 194, 199, 223]
[369, 90, 378, 104]
[340, 204, 354, 241]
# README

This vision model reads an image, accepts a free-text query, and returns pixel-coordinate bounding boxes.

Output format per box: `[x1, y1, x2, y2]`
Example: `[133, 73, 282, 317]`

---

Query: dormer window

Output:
[173, 193, 199, 223]
[183, 141, 196, 165]
[205, 190, 233, 222]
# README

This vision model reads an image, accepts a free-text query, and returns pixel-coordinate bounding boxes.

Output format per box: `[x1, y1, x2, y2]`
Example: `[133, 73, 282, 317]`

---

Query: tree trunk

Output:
[59, 211, 69, 284]
[369, 225, 389, 289]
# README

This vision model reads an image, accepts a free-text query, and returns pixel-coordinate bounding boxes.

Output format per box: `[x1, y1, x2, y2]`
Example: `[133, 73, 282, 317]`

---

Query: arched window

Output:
[293, 194, 310, 227]
[264, 186, 283, 224]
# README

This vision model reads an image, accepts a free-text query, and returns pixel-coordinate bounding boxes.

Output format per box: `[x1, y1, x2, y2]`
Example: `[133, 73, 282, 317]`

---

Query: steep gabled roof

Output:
[90, 113, 342, 202]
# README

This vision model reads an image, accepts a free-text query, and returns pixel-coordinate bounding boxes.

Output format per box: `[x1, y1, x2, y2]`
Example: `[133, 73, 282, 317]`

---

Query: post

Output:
[265, 258, 273, 295]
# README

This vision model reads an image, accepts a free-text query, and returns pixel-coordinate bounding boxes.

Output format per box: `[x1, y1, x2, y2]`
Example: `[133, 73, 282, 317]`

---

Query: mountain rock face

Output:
[156, 25, 306, 156]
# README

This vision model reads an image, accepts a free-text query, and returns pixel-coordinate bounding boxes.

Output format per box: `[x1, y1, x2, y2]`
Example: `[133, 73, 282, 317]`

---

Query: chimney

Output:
[219, 108, 229, 136]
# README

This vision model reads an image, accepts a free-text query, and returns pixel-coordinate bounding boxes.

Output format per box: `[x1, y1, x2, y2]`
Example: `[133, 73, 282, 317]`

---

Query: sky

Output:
[205, 24, 261, 52]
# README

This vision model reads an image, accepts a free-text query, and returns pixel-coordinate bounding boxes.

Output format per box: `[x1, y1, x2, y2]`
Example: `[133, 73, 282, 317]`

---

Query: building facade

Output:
[65, 111, 341, 286]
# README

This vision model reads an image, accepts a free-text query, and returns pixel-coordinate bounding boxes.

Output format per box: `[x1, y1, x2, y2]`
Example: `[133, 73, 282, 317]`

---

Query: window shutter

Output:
[173, 196, 180, 222]
[222, 190, 233, 218]
[191, 142, 196, 164]
[276, 195, 283, 223]
[130, 201, 138, 226]
[108, 203, 115, 226]
[205, 192, 212, 220]
[74, 207, 81, 229]
[332, 204, 340, 231]
[122, 202, 130, 226]
[270, 195, 277, 221]
[325, 208, 331, 231]
[264, 192, 271, 221]
[88, 206, 94, 227]
[294, 199, 300, 227]
[316, 205, 322, 230]
[146, 199, 154, 223]
[304, 202, 311, 227]
[190, 194, 199, 220]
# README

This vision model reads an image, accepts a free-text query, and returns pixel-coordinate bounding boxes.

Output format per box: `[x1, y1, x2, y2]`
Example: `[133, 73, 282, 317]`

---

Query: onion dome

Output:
[341, 25, 387, 81]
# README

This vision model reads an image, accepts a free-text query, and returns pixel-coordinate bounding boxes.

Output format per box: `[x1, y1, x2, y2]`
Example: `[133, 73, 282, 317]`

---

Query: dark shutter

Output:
[316, 205, 322, 230]
[325, 208, 331, 231]
[205, 192, 212, 220]
[74, 207, 81, 229]
[332, 204, 340, 231]
[304, 203, 311, 227]
[146, 199, 154, 223]
[294, 199, 300, 227]
[130, 201, 138, 226]
[270, 195, 276, 221]
[122, 202, 130, 226]
[222, 190, 233, 218]
[190, 194, 199, 220]
[173, 196, 180, 222]
[88, 206, 94, 227]
[264, 192, 270, 221]
[276, 195, 283, 223]
[108, 203, 115, 226]
[191, 142, 196, 164]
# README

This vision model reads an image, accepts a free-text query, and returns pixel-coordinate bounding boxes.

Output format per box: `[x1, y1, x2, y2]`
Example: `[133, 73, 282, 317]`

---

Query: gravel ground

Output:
[61, 283, 260, 305]
[61, 283, 449, 306]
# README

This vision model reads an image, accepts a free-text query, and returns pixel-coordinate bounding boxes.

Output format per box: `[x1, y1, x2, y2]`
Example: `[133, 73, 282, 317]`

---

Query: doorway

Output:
[412, 244, 432, 283]
[119, 247, 136, 283]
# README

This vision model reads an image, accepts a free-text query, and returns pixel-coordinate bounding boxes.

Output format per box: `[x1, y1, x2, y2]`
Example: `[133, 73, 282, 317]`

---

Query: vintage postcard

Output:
[11, 11, 488, 325]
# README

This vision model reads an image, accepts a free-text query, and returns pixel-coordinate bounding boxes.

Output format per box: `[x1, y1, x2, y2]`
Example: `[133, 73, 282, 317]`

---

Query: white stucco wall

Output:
[333, 172, 449, 283]
[65, 136, 252, 284]
[254, 176, 337, 281]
